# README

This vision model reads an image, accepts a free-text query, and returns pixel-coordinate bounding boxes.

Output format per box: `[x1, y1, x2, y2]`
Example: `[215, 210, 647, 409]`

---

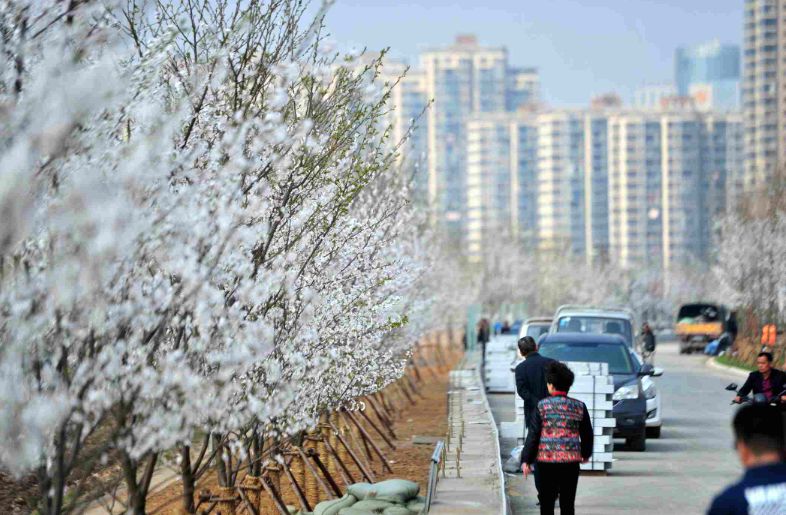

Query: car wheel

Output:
[646, 426, 661, 439]
[626, 429, 647, 452]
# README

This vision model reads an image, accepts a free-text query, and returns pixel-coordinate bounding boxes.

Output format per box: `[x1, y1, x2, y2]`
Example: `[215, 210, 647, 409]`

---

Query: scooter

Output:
[726, 383, 786, 407]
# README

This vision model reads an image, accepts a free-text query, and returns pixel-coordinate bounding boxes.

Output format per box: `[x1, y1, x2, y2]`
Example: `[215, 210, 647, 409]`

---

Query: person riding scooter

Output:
[734, 352, 786, 404]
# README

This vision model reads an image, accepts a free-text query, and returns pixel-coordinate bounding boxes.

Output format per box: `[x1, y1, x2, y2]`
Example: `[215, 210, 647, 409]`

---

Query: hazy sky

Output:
[323, 0, 743, 106]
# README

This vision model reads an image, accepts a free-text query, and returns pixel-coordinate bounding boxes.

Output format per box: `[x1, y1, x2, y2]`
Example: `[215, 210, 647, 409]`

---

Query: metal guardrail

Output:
[423, 440, 445, 513]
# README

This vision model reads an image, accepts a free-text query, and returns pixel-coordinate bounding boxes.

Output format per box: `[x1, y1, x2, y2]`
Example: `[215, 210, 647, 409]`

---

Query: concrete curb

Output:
[705, 356, 751, 378]
[474, 360, 510, 515]
[429, 351, 506, 515]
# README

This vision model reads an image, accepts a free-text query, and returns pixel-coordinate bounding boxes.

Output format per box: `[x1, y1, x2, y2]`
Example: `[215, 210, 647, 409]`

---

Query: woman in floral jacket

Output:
[521, 361, 594, 515]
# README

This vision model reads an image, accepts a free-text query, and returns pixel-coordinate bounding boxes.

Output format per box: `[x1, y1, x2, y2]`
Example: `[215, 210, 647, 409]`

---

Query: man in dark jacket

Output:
[735, 352, 786, 404]
[521, 361, 593, 515]
[707, 404, 786, 514]
[515, 336, 554, 431]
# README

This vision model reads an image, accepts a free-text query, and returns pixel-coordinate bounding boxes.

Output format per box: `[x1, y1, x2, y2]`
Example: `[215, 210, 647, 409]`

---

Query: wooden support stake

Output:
[239, 475, 262, 515]
[357, 408, 396, 450]
[366, 396, 396, 439]
[281, 454, 312, 513]
[341, 412, 393, 473]
[297, 443, 335, 500]
[238, 487, 260, 515]
[342, 413, 376, 467]
[259, 475, 294, 515]
[260, 463, 282, 515]
[308, 448, 343, 497]
[321, 433, 356, 486]
[302, 435, 321, 507]
[378, 391, 397, 419]
[397, 381, 416, 405]
[330, 419, 376, 482]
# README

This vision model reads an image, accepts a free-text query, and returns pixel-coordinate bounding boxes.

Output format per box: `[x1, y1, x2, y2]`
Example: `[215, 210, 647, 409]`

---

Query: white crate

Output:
[500, 421, 526, 440]
[570, 392, 610, 405]
[566, 361, 609, 376]
[593, 417, 617, 428]
[580, 461, 611, 471]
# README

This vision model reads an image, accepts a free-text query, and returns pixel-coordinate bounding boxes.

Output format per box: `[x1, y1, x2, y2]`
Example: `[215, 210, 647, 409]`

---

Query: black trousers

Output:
[534, 462, 580, 515]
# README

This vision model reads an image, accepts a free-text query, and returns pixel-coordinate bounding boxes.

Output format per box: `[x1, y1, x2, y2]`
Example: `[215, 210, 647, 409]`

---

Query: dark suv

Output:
[538, 333, 660, 452]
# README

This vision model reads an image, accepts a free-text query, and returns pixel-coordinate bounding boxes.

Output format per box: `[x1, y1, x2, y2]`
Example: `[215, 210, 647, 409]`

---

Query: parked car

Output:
[635, 354, 663, 438]
[537, 333, 663, 451]
[550, 305, 637, 348]
[518, 317, 552, 341]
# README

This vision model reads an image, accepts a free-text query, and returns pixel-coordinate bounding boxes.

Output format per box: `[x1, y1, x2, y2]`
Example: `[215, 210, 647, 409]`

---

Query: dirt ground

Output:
[0, 471, 38, 515]
[0, 344, 457, 515]
[145, 367, 452, 515]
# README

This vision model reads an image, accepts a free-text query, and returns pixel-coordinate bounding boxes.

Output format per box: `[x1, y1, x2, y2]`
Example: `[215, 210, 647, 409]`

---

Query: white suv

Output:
[518, 317, 552, 341]
[550, 305, 636, 348]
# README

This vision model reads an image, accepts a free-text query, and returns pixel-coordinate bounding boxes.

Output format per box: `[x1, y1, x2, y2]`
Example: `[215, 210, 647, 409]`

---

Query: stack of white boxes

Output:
[565, 361, 616, 472]
[499, 360, 617, 474]
[483, 335, 520, 393]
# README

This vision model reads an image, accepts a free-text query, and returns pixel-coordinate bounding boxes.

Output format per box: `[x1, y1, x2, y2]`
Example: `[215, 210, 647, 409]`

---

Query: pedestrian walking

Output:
[514, 336, 555, 504]
[477, 318, 490, 381]
[521, 361, 594, 515]
[707, 404, 786, 514]
[639, 322, 656, 364]
[515, 336, 554, 432]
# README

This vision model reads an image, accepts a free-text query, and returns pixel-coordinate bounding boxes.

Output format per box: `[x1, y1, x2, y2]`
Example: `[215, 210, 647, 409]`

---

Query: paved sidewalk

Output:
[430, 352, 506, 515]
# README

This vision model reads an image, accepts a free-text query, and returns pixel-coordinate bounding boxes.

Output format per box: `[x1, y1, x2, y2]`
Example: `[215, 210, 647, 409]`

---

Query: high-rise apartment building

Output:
[535, 112, 587, 256]
[507, 68, 540, 111]
[382, 60, 430, 203]
[462, 105, 742, 269]
[742, 0, 786, 193]
[606, 110, 742, 270]
[675, 40, 740, 110]
[583, 113, 611, 262]
[419, 36, 507, 237]
[465, 113, 517, 259]
[465, 112, 539, 260]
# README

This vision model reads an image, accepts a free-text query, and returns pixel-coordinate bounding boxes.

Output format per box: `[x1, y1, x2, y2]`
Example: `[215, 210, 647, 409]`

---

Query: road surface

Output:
[488, 340, 748, 514]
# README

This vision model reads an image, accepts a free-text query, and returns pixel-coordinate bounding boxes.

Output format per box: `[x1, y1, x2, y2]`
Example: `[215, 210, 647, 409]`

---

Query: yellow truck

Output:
[676, 303, 736, 354]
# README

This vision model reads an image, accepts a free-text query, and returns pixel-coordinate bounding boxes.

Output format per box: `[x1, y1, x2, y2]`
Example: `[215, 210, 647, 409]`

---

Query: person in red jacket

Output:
[521, 361, 594, 515]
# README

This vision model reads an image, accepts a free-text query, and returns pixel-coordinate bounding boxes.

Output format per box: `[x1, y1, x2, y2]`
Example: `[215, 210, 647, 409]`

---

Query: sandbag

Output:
[350, 499, 395, 511]
[347, 480, 420, 504]
[346, 483, 374, 500]
[337, 509, 375, 515]
[338, 507, 391, 515]
[314, 494, 357, 515]
[338, 505, 412, 515]
[405, 496, 426, 514]
[382, 507, 414, 515]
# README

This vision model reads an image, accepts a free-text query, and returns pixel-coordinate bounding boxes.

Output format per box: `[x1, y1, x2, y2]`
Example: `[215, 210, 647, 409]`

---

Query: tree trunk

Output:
[180, 445, 196, 514]
[213, 433, 229, 487]
[250, 433, 263, 477]
[37, 424, 68, 515]
[120, 452, 145, 515]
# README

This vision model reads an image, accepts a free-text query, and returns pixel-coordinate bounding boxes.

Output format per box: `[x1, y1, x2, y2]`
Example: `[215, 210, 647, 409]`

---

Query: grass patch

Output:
[716, 354, 756, 372]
